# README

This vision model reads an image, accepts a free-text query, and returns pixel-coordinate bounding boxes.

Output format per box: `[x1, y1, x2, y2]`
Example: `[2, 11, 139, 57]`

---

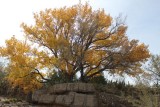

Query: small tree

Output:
[0, 3, 150, 92]
[146, 54, 160, 85]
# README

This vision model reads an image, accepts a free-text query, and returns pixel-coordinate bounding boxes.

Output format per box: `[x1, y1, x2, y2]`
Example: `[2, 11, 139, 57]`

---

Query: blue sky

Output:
[0, 0, 160, 54]
[90, 0, 160, 54]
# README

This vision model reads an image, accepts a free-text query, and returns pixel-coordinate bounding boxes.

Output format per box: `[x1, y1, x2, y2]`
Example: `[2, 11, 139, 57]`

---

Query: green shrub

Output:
[88, 75, 107, 85]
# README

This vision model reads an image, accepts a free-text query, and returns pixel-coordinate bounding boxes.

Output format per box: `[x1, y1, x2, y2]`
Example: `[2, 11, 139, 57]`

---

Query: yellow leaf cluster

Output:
[96, 9, 112, 28]
[0, 37, 48, 92]
[127, 44, 150, 62]
[85, 50, 106, 65]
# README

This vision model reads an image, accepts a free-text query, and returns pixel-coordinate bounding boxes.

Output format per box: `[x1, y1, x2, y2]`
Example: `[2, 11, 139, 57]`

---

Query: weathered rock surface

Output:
[32, 83, 135, 107]
[32, 83, 97, 107]
[38, 94, 56, 104]
[32, 90, 47, 103]
[48, 83, 95, 94]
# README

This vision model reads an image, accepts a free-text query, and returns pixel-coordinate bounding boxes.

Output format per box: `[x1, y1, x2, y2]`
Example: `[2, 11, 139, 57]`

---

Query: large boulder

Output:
[48, 83, 95, 94]
[63, 92, 75, 106]
[72, 93, 86, 106]
[32, 83, 97, 107]
[38, 94, 57, 104]
[49, 83, 68, 94]
[85, 95, 97, 107]
[32, 89, 47, 103]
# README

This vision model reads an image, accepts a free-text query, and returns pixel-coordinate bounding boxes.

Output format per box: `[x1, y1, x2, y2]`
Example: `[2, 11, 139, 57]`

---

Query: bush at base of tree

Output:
[88, 75, 107, 85]
[0, 71, 8, 95]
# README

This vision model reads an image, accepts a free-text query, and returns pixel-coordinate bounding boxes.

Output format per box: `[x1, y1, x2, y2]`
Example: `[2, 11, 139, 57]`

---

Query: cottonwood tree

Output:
[0, 3, 150, 92]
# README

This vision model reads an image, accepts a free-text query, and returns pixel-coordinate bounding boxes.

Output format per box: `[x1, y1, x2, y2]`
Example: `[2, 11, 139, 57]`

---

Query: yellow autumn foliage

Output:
[0, 3, 150, 92]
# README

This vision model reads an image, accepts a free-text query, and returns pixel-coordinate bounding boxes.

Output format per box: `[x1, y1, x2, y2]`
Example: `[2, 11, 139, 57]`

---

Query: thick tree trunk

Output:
[68, 74, 74, 82]
[80, 63, 85, 82]
[80, 71, 84, 82]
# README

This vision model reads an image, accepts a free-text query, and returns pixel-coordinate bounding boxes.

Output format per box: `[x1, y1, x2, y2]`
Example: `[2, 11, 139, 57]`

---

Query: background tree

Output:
[146, 54, 160, 85]
[146, 55, 160, 86]
[0, 63, 8, 95]
[0, 3, 150, 92]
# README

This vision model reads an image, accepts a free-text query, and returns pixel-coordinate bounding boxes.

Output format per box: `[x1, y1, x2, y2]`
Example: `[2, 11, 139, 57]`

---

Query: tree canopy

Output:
[0, 3, 150, 92]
